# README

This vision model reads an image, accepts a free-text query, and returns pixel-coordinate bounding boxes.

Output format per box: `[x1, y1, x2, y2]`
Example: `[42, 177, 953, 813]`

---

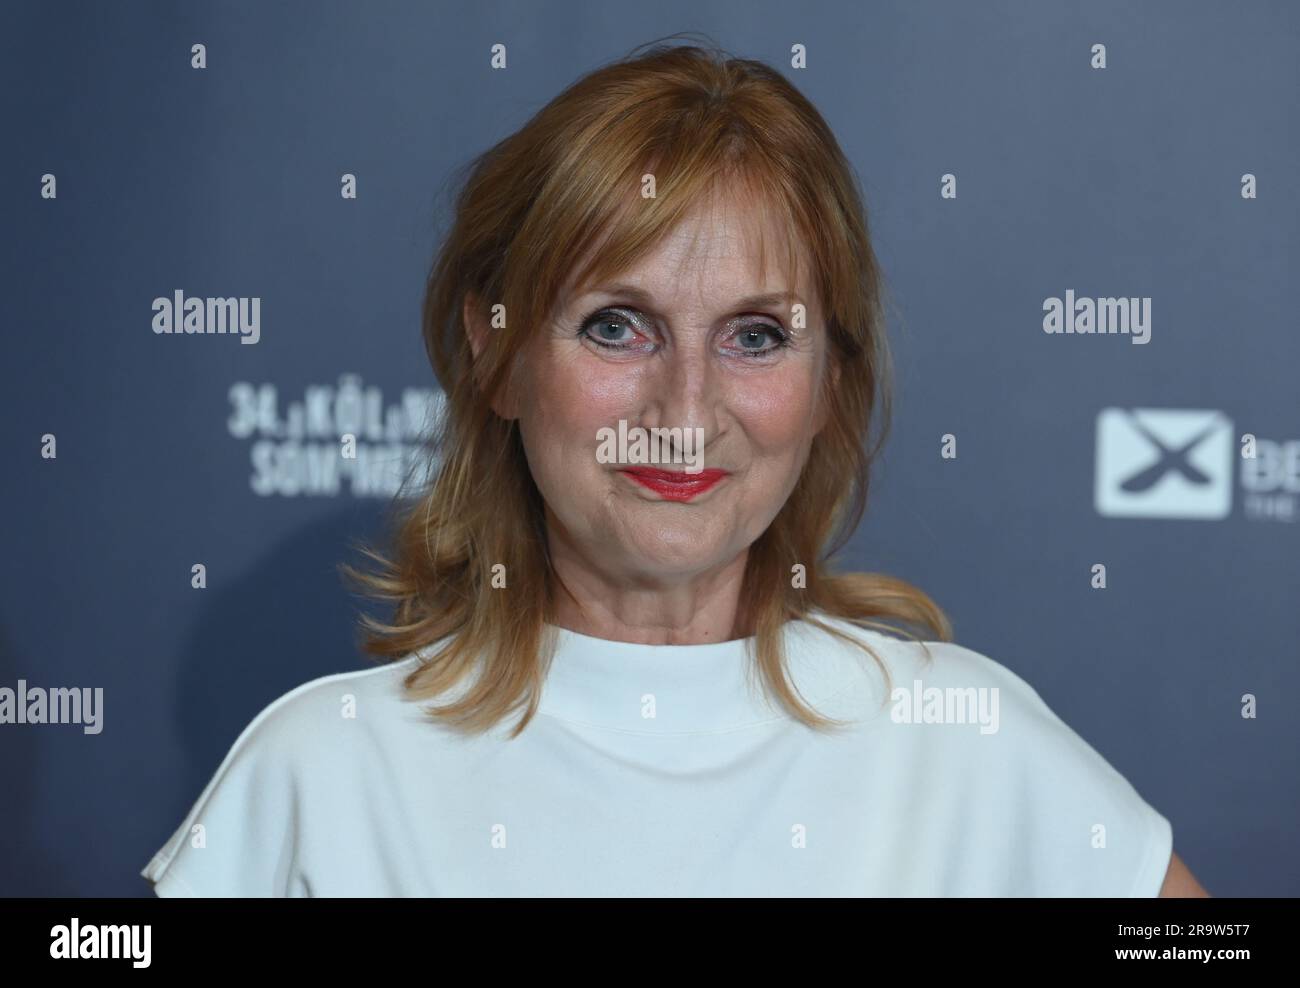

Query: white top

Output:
[141, 614, 1173, 896]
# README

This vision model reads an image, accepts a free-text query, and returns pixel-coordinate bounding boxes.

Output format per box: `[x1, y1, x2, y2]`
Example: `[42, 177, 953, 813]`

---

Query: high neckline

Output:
[534, 615, 868, 734]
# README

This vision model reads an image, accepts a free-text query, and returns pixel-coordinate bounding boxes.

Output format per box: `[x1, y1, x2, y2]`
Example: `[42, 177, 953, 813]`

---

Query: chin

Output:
[613, 527, 737, 576]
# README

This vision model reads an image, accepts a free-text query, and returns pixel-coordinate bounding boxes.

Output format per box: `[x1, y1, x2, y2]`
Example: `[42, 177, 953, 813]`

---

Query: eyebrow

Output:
[580, 282, 799, 312]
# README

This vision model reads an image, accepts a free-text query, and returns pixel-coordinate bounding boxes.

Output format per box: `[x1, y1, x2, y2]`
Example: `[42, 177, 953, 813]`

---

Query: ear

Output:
[464, 291, 489, 362]
[463, 291, 519, 421]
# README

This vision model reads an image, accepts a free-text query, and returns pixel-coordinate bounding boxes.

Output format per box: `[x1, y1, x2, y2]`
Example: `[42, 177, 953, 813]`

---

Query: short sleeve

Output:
[881, 638, 1176, 897]
[141, 683, 313, 898]
[958, 643, 1174, 896]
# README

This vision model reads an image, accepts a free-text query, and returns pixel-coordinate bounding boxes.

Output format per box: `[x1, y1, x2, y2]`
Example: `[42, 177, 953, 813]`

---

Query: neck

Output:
[545, 516, 750, 646]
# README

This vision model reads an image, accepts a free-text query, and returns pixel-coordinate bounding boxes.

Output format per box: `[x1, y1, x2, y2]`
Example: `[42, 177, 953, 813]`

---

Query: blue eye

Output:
[733, 324, 789, 355]
[577, 308, 790, 357]
[580, 310, 639, 347]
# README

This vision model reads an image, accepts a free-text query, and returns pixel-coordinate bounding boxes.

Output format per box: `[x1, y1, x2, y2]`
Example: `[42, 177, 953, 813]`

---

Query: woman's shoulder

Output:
[797, 612, 1048, 706]
[219, 654, 428, 759]
[141, 653, 431, 896]
[801, 611, 1116, 749]
[800, 612, 1173, 895]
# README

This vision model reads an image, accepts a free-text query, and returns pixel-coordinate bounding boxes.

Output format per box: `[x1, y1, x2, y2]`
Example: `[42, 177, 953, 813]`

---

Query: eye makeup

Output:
[576, 306, 791, 358]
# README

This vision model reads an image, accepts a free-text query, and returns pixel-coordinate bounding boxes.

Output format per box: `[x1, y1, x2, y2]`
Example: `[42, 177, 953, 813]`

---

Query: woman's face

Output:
[510, 190, 832, 587]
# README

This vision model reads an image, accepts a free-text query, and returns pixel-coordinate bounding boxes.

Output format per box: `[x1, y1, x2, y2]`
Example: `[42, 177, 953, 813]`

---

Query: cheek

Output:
[729, 367, 821, 452]
[520, 352, 637, 464]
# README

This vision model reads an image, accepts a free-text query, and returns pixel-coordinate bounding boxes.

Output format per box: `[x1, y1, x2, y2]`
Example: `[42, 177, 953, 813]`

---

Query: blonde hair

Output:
[344, 36, 952, 737]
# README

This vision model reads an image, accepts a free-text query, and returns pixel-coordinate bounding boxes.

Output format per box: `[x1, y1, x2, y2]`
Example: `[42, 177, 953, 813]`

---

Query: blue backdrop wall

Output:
[2, 0, 1296, 896]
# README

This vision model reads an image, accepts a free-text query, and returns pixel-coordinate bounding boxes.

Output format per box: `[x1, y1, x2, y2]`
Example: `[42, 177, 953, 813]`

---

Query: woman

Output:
[141, 40, 1207, 897]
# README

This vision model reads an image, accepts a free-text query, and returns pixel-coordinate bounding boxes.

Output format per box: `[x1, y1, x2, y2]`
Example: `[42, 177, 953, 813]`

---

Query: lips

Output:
[618, 467, 729, 502]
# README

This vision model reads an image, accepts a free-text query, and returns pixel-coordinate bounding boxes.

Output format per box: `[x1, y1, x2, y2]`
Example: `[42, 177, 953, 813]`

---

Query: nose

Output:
[637, 338, 720, 457]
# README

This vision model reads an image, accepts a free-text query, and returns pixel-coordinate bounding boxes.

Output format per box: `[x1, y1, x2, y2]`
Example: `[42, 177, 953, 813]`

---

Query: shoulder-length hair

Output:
[345, 36, 952, 738]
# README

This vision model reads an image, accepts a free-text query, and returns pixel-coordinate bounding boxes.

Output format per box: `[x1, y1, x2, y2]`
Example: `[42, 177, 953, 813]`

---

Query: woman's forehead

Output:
[563, 190, 813, 307]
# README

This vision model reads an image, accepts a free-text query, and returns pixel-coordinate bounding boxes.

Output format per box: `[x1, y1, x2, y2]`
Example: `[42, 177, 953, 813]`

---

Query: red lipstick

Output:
[618, 467, 729, 502]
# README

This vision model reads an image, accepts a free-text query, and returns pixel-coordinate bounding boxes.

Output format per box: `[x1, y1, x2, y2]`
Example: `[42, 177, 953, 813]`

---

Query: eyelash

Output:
[578, 307, 790, 358]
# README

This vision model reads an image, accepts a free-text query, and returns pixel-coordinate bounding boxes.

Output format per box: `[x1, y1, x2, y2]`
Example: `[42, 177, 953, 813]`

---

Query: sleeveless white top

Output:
[141, 615, 1172, 896]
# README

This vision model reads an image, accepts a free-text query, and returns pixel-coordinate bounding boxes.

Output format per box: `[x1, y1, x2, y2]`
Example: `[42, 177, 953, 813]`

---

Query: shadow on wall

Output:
[0, 624, 80, 895]
[170, 503, 396, 816]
